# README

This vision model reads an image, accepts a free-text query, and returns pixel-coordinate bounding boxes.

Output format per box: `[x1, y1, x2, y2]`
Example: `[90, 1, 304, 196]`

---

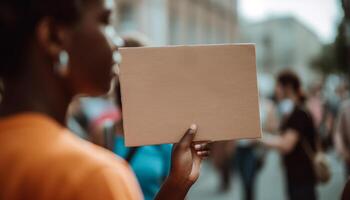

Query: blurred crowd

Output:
[209, 72, 350, 200]
[64, 34, 350, 200]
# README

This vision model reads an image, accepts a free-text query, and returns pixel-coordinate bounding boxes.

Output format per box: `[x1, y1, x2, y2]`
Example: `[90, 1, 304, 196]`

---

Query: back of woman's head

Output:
[0, 0, 88, 78]
[277, 70, 306, 103]
[122, 33, 150, 48]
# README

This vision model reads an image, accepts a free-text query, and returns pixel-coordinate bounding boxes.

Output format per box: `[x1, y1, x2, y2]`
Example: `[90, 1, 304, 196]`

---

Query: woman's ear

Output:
[35, 17, 69, 61]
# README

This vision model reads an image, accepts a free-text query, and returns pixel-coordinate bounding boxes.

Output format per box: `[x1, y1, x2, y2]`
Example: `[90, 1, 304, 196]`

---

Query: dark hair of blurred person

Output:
[262, 70, 318, 200]
[275, 70, 306, 105]
[122, 34, 149, 47]
[0, 0, 211, 199]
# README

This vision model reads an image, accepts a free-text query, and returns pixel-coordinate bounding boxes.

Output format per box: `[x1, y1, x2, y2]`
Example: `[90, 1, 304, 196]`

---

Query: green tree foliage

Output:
[312, 0, 349, 76]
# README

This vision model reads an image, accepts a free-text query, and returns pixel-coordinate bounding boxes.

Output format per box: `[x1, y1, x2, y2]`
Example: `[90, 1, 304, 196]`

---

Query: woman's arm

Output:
[261, 129, 299, 154]
[264, 103, 279, 133]
[155, 125, 211, 200]
[155, 176, 192, 200]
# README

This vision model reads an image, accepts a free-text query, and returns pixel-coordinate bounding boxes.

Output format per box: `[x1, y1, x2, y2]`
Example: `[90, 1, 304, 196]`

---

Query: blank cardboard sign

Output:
[119, 44, 261, 146]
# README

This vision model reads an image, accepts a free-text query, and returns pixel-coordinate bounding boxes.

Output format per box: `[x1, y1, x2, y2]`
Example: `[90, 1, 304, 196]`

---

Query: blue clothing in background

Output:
[114, 136, 172, 200]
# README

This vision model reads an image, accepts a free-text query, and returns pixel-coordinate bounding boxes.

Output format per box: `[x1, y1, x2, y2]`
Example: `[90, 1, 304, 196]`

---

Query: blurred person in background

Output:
[306, 82, 324, 131]
[67, 95, 120, 149]
[88, 35, 173, 200]
[306, 82, 333, 152]
[66, 98, 89, 139]
[0, 0, 211, 199]
[261, 70, 318, 200]
[211, 141, 235, 192]
[334, 99, 350, 177]
[113, 80, 172, 200]
[321, 75, 349, 150]
[233, 140, 263, 200]
[231, 74, 278, 200]
[80, 96, 120, 149]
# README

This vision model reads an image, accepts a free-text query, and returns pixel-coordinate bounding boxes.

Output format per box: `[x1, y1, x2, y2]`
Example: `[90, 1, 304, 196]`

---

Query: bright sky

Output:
[238, 0, 343, 43]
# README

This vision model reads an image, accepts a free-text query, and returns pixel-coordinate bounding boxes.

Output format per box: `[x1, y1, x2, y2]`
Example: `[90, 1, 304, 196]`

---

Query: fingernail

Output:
[189, 124, 197, 134]
[194, 144, 201, 150]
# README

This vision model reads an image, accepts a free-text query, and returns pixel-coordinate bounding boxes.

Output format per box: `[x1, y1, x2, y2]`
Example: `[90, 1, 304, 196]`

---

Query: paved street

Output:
[188, 150, 346, 200]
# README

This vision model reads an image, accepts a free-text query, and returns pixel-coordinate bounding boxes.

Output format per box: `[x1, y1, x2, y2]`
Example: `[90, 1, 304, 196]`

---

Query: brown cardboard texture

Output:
[119, 44, 261, 146]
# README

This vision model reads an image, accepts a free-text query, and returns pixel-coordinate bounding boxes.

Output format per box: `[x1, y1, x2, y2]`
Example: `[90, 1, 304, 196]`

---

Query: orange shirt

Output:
[0, 113, 143, 200]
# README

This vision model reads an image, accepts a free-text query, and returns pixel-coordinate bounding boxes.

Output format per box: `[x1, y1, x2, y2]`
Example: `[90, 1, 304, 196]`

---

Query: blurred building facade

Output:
[241, 17, 322, 86]
[114, 0, 239, 45]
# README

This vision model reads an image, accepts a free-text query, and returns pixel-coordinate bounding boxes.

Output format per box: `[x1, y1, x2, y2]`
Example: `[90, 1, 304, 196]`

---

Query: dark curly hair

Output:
[0, 0, 91, 78]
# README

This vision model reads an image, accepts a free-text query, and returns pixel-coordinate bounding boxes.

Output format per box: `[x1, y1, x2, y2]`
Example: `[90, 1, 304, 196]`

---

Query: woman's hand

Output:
[169, 124, 211, 185]
[155, 124, 211, 200]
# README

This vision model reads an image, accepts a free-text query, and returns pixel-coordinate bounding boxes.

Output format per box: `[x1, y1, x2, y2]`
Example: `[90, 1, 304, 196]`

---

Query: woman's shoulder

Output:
[52, 130, 143, 192]
[51, 131, 143, 199]
[0, 113, 141, 199]
[56, 130, 129, 171]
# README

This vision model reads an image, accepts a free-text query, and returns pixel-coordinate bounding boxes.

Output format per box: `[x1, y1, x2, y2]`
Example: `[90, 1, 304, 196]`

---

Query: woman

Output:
[261, 71, 317, 200]
[0, 0, 210, 199]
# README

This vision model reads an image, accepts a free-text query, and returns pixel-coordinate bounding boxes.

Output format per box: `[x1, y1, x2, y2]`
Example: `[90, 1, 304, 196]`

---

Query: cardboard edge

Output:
[251, 45, 263, 139]
[119, 43, 257, 51]
[125, 135, 263, 147]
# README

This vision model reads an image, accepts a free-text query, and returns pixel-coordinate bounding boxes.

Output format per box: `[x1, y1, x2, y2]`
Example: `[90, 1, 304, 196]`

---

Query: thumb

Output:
[178, 124, 198, 148]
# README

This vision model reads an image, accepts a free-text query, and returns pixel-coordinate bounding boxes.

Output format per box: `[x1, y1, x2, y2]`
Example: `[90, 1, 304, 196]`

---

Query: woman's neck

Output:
[0, 74, 72, 126]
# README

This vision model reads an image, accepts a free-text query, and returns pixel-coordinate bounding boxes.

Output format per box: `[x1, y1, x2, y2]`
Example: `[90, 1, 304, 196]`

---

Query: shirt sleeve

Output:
[75, 165, 144, 200]
[286, 110, 308, 135]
